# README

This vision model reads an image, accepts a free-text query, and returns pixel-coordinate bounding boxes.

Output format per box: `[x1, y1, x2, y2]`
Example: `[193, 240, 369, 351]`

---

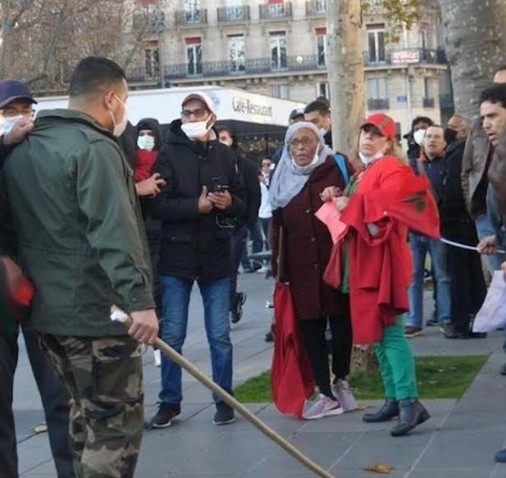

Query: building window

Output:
[270, 32, 287, 71]
[316, 27, 327, 67]
[228, 35, 245, 72]
[316, 81, 329, 98]
[186, 37, 202, 76]
[271, 84, 290, 99]
[367, 24, 386, 63]
[423, 77, 434, 107]
[184, 0, 200, 22]
[144, 41, 160, 78]
[367, 77, 389, 109]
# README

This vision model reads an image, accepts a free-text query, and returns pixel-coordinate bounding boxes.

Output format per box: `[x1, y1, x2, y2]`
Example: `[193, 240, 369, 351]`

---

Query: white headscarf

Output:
[269, 122, 333, 210]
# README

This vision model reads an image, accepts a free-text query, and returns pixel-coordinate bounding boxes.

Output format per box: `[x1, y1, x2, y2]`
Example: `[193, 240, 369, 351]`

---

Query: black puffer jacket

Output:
[152, 120, 245, 281]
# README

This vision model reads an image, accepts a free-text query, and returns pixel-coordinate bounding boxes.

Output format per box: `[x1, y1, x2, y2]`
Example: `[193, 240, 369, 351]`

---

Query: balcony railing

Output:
[259, 3, 292, 20]
[158, 54, 326, 81]
[132, 12, 165, 33]
[364, 48, 447, 67]
[217, 6, 250, 22]
[305, 0, 326, 16]
[423, 97, 435, 108]
[170, 55, 327, 79]
[175, 9, 208, 26]
[439, 93, 454, 109]
[368, 98, 390, 110]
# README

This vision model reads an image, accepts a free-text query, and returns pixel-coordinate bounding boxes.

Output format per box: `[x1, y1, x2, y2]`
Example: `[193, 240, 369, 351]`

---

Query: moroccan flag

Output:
[271, 282, 315, 418]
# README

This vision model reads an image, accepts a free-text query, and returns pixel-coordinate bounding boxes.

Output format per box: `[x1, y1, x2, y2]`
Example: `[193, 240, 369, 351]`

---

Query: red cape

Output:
[271, 283, 315, 417]
[339, 157, 439, 344]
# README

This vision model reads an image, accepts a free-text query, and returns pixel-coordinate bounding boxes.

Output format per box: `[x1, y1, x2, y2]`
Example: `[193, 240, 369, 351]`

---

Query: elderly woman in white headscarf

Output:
[269, 122, 357, 420]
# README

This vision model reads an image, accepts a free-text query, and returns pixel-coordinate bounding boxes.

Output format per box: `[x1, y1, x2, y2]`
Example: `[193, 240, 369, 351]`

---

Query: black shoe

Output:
[231, 292, 247, 324]
[363, 399, 399, 423]
[390, 399, 430, 437]
[425, 318, 438, 327]
[264, 330, 274, 342]
[146, 403, 181, 429]
[213, 401, 235, 425]
[442, 324, 467, 340]
[468, 331, 487, 339]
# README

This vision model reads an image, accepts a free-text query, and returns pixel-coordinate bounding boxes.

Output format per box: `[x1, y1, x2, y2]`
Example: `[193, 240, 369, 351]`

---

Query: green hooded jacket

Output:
[0, 109, 154, 337]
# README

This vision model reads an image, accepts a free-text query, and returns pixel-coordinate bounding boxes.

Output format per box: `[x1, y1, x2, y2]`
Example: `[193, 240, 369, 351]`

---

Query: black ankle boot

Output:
[390, 399, 430, 437]
[362, 399, 399, 423]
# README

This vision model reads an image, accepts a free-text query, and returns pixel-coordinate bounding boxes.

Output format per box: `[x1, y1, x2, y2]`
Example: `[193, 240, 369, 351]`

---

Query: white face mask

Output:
[413, 129, 426, 146]
[359, 150, 384, 165]
[137, 136, 155, 151]
[3, 115, 22, 135]
[109, 94, 128, 137]
[181, 120, 212, 140]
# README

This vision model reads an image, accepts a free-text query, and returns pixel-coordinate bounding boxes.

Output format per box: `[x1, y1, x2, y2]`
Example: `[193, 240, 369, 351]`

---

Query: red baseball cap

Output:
[361, 113, 396, 139]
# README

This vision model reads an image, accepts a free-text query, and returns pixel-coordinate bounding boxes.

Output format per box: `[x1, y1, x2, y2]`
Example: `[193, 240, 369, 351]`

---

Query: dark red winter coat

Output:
[271, 156, 351, 320]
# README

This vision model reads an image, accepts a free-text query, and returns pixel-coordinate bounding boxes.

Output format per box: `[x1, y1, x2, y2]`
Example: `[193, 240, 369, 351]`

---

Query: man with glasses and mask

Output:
[0, 79, 75, 478]
[147, 92, 245, 429]
[0, 57, 158, 477]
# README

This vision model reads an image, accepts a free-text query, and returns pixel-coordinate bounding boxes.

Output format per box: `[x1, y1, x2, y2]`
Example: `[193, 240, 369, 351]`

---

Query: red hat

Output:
[361, 113, 396, 139]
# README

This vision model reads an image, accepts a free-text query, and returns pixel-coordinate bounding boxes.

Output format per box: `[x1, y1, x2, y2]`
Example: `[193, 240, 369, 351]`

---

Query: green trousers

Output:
[373, 315, 419, 400]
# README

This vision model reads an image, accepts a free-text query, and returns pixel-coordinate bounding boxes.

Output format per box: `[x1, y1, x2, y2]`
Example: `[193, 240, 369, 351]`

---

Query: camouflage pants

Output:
[41, 334, 144, 478]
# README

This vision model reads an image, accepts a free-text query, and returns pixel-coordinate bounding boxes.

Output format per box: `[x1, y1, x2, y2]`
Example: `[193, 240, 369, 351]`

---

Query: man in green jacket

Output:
[0, 57, 158, 478]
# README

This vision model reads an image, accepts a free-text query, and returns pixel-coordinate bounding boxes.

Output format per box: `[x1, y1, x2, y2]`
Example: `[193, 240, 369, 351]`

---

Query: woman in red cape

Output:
[329, 113, 439, 437]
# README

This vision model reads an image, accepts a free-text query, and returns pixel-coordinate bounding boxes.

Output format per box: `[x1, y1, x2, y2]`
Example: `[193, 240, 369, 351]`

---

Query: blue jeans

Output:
[159, 275, 233, 405]
[407, 234, 451, 327]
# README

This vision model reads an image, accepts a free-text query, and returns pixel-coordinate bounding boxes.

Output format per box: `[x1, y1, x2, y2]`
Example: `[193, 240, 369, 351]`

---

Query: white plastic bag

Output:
[473, 271, 506, 332]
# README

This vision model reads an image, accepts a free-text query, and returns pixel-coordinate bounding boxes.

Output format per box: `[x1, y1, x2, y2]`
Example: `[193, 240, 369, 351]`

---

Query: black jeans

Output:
[298, 308, 353, 398]
[229, 225, 248, 309]
[0, 331, 18, 478]
[23, 327, 74, 477]
[445, 225, 487, 334]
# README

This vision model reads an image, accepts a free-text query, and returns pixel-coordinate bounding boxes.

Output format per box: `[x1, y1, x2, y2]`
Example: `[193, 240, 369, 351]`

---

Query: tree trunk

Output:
[440, 0, 506, 118]
[350, 345, 379, 374]
[326, 0, 365, 153]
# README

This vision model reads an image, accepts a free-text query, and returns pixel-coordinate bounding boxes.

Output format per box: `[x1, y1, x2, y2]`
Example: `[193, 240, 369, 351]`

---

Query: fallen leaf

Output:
[33, 424, 48, 434]
[363, 463, 394, 474]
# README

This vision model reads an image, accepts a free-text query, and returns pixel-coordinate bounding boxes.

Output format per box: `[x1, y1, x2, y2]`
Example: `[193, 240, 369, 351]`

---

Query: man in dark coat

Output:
[439, 115, 487, 339]
[148, 92, 245, 428]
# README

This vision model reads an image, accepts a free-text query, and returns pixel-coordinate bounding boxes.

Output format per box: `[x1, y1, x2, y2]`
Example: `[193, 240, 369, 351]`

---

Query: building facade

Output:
[128, 0, 452, 137]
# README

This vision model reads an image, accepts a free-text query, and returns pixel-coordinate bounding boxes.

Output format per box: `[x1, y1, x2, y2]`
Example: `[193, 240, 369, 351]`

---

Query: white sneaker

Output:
[302, 394, 343, 420]
[153, 348, 161, 367]
[332, 379, 358, 412]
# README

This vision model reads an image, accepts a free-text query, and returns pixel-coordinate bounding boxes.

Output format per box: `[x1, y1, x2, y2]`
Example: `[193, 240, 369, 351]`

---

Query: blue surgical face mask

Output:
[137, 136, 155, 151]
[3, 115, 22, 135]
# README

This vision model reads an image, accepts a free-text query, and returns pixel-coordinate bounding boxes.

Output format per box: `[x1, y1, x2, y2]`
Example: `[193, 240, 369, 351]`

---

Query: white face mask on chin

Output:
[181, 120, 212, 141]
[358, 150, 384, 165]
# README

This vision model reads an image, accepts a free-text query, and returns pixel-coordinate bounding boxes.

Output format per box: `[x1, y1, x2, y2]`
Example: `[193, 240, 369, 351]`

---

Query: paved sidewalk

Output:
[15, 273, 506, 477]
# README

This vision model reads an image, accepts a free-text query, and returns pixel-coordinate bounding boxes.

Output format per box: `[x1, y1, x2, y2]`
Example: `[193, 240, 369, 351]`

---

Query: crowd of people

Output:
[1, 55, 506, 477]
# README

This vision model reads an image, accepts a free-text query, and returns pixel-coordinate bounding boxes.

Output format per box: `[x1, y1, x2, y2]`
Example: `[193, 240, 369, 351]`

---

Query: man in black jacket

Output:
[148, 92, 245, 428]
[440, 115, 487, 339]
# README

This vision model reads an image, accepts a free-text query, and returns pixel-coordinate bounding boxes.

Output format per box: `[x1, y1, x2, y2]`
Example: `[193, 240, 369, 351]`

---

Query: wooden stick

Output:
[110, 306, 335, 478]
